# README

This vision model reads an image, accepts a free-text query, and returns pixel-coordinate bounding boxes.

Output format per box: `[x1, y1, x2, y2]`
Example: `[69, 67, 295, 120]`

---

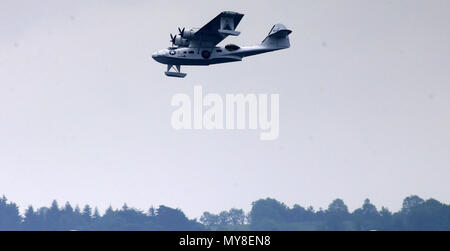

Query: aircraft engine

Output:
[174, 36, 190, 47]
[170, 33, 190, 47]
[179, 28, 196, 40]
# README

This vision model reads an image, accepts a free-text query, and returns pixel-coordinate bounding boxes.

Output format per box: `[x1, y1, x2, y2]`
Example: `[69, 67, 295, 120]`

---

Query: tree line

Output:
[0, 195, 448, 231]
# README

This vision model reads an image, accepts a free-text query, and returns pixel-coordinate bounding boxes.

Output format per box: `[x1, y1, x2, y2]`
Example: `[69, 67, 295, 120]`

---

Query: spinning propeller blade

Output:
[170, 34, 177, 46]
[178, 27, 185, 37]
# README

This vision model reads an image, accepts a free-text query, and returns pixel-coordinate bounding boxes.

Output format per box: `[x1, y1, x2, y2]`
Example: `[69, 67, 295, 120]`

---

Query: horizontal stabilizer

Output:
[267, 24, 292, 38]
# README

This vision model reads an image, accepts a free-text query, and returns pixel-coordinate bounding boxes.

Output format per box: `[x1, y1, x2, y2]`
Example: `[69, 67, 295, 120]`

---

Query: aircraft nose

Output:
[152, 51, 167, 64]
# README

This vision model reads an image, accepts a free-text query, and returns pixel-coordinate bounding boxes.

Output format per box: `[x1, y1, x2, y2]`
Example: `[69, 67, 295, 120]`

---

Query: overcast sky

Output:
[0, 0, 449, 218]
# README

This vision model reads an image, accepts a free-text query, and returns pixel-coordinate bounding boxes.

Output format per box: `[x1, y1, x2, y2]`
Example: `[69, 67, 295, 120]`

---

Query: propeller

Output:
[170, 34, 177, 47]
[178, 27, 186, 38]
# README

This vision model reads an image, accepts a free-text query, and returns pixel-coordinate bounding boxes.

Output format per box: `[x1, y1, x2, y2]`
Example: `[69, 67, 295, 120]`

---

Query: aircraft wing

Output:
[189, 11, 244, 48]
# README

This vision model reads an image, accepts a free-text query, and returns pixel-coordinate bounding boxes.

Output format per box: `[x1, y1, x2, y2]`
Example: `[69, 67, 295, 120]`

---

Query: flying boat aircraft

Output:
[152, 11, 292, 78]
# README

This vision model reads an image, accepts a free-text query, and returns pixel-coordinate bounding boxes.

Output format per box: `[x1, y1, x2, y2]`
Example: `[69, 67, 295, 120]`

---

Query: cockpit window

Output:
[169, 50, 176, 55]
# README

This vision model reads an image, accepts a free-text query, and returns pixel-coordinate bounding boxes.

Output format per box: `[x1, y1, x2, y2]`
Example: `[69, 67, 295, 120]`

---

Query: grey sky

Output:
[0, 0, 449, 218]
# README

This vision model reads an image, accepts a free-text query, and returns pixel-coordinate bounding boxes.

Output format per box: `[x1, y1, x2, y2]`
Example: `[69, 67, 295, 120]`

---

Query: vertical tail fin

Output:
[261, 24, 292, 49]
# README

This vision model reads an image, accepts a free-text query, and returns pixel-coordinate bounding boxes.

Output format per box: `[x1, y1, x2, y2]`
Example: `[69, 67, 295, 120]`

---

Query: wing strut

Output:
[165, 64, 187, 78]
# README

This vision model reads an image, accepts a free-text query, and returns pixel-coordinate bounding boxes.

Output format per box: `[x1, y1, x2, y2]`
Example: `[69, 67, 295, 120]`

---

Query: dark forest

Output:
[0, 195, 448, 231]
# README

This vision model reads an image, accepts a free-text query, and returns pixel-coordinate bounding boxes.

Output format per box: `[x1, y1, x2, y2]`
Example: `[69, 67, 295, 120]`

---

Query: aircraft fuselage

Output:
[152, 46, 276, 66]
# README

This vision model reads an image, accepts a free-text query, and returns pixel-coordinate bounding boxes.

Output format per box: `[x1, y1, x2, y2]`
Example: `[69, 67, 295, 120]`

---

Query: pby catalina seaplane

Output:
[152, 11, 292, 78]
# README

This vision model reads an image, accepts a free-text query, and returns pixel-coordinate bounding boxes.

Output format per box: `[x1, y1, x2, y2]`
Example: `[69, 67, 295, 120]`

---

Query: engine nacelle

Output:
[181, 29, 196, 40]
[174, 36, 189, 47]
